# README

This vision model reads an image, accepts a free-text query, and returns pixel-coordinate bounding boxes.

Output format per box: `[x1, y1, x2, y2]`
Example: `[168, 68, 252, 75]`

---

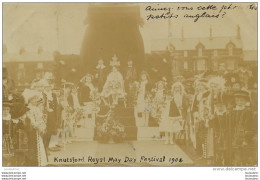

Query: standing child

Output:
[22, 89, 48, 166]
[11, 101, 30, 166]
[3, 98, 14, 165]
[135, 71, 151, 127]
[159, 82, 187, 145]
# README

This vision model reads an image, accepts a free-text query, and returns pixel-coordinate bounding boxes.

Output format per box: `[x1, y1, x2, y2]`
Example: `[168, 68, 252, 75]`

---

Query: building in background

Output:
[3, 25, 257, 87]
[243, 50, 257, 66]
[3, 47, 54, 89]
[149, 25, 252, 77]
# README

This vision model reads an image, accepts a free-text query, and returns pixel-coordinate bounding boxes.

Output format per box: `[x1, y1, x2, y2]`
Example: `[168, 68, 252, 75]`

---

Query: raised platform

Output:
[74, 127, 95, 141]
[137, 127, 161, 140]
[75, 102, 162, 141]
[114, 105, 137, 140]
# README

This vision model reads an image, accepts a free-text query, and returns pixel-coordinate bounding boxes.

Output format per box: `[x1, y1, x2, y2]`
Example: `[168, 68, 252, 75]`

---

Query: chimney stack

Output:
[168, 19, 172, 38]
[209, 25, 213, 40]
[3, 44, 7, 54]
[237, 24, 241, 39]
[19, 47, 25, 55]
[38, 46, 43, 54]
[181, 26, 184, 41]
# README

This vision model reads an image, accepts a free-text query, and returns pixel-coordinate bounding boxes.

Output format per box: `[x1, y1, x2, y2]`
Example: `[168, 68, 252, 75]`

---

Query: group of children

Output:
[3, 71, 85, 166]
[3, 55, 258, 166]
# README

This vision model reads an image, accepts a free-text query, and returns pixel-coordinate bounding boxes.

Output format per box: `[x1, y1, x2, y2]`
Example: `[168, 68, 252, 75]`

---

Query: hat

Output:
[171, 81, 185, 94]
[183, 78, 195, 94]
[98, 59, 104, 63]
[35, 63, 44, 70]
[248, 76, 257, 90]
[202, 91, 210, 99]
[52, 89, 61, 95]
[233, 90, 250, 99]
[3, 67, 8, 79]
[110, 54, 120, 67]
[208, 76, 226, 91]
[195, 78, 208, 88]
[155, 80, 167, 89]
[80, 74, 94, 82]
[11, 92, 26, 105]
[3, 97, 13, 107]
[225, 73, 241, 87]
[219, 63, 225, 67]
[43, 72, 54, 80]
[31, 79, 51, 90]
[62, 81, 74, 88]
[140, 70, 150, 80]
[22, 89, 43, 104]
[203, 71, 217, 80]
[10, 102, 30, 119]
[199, 78, 208, 83]
[173, 75, 184, 83]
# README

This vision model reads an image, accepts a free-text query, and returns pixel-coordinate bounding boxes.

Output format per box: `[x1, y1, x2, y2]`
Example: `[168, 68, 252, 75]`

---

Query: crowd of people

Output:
[3, 54, 257, 166]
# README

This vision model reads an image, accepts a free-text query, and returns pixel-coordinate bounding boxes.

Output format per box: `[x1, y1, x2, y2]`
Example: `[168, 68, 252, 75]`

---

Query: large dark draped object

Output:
[80, 4, 145, 75]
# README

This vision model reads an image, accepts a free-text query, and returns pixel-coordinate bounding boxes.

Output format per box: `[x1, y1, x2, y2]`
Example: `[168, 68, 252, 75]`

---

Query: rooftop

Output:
[151, 36, 243, 51]
[3, 51, 53, 62]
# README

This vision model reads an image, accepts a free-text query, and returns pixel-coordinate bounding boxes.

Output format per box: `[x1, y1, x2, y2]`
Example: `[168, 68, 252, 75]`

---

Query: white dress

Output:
[136, 81, 147, 112]
[101, 71, 125, 98]
[71, 93, 80, 109]
[27, 105, 48, 166]
[150, 89, 165, 118]
[159, 99, 182, 133]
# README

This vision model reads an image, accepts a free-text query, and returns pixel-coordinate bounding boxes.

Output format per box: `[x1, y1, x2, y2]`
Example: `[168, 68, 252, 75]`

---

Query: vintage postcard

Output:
[2, 2, 257, 167]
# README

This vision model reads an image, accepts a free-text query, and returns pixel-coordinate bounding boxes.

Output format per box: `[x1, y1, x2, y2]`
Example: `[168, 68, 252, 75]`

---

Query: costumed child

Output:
[101, 54, 125, 105]
[191, 78, 209, 119]
[213, 101, 228, 166]
[94, 58, 107, 91]
[150, 80, 167, 121]
[227, 90, 257, 166]
[60, 82, 74, 144]
[79, 74, 100, 128]
[22, 89, 48, 166]
[171, 82, 189, 143]
[125, 59, 138, 93]
[10, 101, 30, 166]
[198, 97, 214, 164]
[79, 74, 95, 106]
[135, 71, 152, 127]
[3, 97, 14, 166]
[41, 75, 60, 153]
[69, 85, 82, 136]
[190, 78, 209, 149]
[159, 82, 187, 145]
[150, 80, 170, 142]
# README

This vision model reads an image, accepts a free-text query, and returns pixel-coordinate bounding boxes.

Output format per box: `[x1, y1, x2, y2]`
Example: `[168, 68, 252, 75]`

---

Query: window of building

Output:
[213, 61, 218, 71]
[184, 61, 188, 70]
[174, 61, 177, 71]
[213, 50, 218, 57]
[18, 63, 24, 69]
[17, 72, 23, 80]
[227, 60, 235, 70]
[197, 59, 206, 71]
[228, 45, 233, 56]
[198, 47, 203, 57]
[37, 62, 43, 69]
[184, 51, 188, 57]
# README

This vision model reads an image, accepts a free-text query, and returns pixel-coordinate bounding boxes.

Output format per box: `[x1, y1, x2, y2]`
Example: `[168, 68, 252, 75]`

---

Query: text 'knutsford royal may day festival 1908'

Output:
[53, 156, 183, 164]
[145, 3, 257, 22]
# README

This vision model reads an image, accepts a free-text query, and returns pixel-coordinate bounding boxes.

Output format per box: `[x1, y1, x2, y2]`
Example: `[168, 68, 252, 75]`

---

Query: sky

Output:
[3, 3, 257, 54]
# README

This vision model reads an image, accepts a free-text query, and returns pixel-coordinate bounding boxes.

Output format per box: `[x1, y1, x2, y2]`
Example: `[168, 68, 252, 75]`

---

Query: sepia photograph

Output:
[2, 2, 258, 168]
